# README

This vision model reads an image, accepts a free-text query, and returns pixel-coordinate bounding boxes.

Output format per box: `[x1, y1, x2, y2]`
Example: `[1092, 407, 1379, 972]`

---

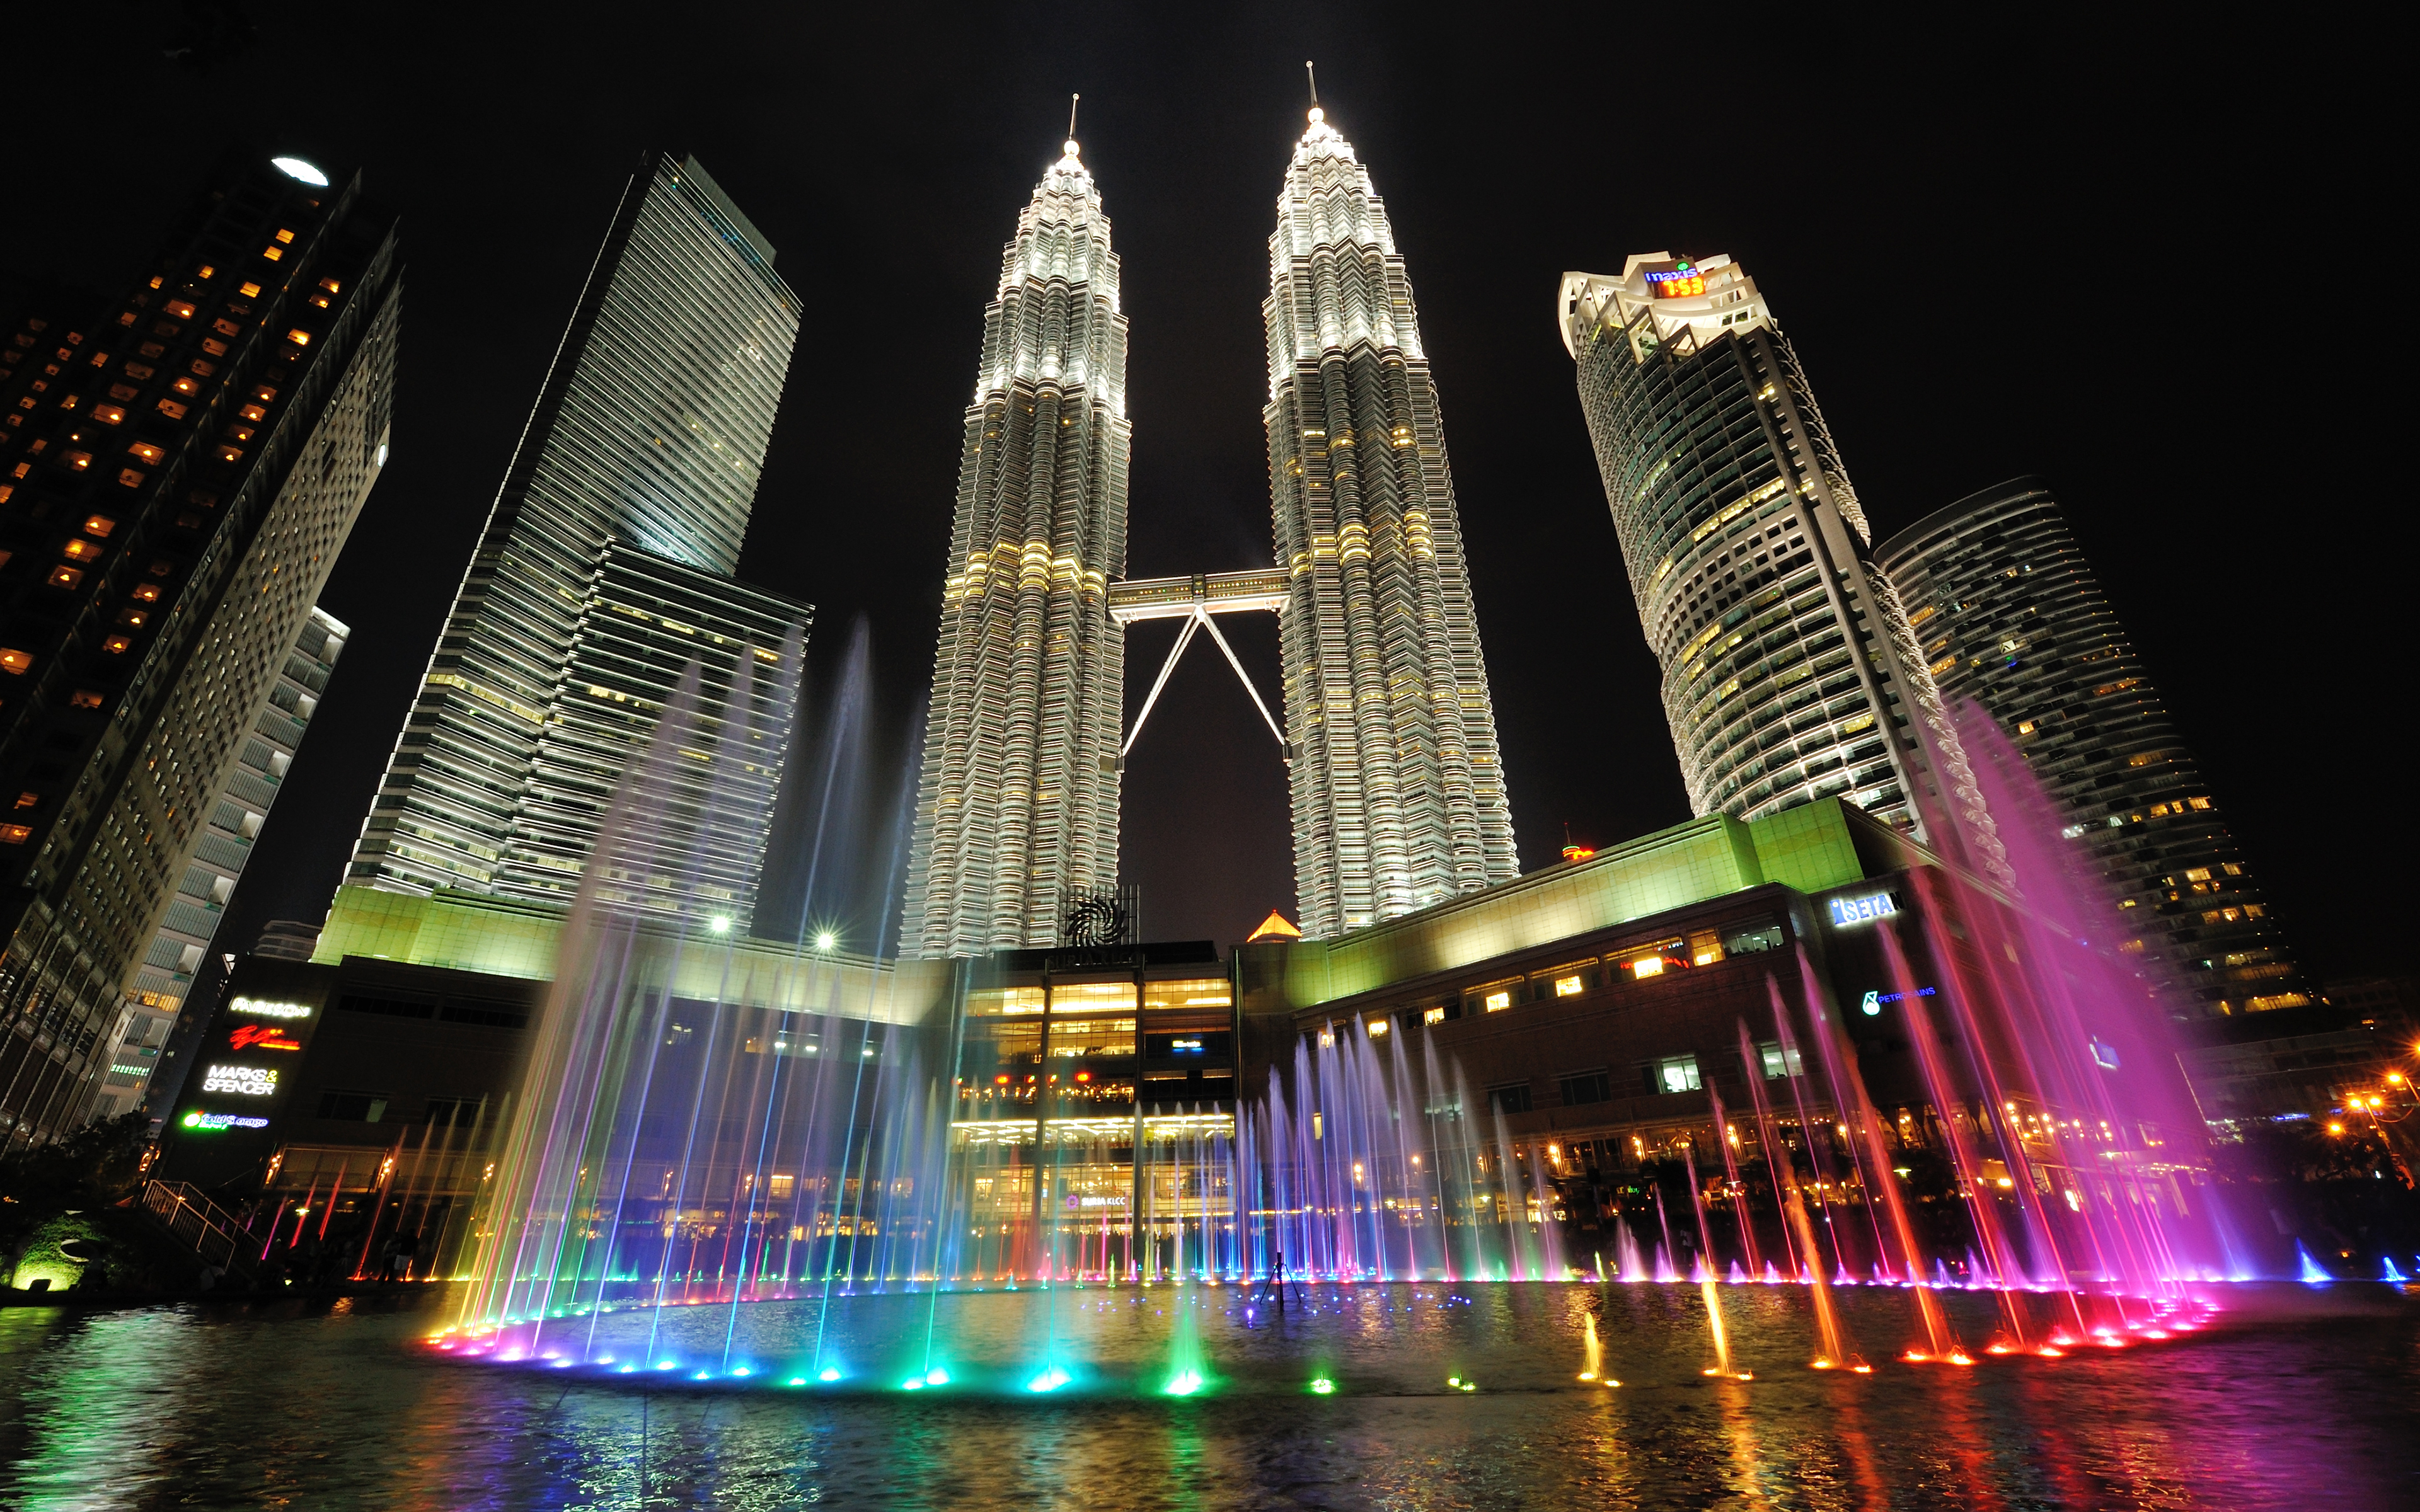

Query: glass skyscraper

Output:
[1876, 478, 2307, 1015]
[1559, 253, 1999, 872]
[350, 151, 807, 931]
[1266, 106, 1518, 938]
[0, 154, 398, 1145]
[905, 134, 1129, 958]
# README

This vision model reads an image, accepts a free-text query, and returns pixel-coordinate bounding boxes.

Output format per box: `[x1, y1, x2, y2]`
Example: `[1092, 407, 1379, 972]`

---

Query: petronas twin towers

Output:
[906, 103, 1518, 956]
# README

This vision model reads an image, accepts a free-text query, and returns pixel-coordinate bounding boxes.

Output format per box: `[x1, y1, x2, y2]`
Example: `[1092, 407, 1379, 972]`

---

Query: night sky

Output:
[2, 8, 2395, 989]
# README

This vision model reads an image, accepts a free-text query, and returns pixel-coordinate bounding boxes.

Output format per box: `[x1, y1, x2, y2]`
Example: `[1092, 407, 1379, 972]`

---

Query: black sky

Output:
[2, 5, 2398, 988]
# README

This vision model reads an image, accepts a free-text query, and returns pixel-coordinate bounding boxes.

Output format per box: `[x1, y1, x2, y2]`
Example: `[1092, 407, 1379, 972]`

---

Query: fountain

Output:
[423, 658, 2250, 1399]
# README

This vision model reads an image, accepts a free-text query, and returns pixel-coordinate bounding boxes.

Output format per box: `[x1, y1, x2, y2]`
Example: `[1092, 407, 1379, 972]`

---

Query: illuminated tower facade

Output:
[1558, 254, 1998, 867]
[1264, 106, 1518, 939]
[0, 154, 398, 1143]
[1877, 478, 2307, 1014]
[348, 151, 806, 929]
[904, 135, 1129, 956]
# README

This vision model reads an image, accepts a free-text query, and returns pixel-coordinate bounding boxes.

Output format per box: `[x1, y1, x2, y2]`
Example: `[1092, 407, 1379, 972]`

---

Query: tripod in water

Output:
[1255, 1249, 1307, 1312]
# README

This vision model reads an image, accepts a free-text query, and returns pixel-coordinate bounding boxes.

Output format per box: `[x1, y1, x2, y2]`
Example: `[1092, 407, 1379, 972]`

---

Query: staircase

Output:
[138, 1180, 260, 1281]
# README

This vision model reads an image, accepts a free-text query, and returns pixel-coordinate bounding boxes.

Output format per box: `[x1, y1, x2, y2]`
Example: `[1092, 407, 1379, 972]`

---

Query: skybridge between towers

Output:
[1107, 569, 1293, 765]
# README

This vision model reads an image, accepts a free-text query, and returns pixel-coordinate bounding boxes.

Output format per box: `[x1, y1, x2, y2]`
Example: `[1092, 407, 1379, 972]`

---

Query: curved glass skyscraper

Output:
[1559, 254, 1997, 868]
[905, 135, 1129, 957]
[1877, 478, 2307, 1015]
[1267, 106, 1517, 938]
[349, 151, 806, 929]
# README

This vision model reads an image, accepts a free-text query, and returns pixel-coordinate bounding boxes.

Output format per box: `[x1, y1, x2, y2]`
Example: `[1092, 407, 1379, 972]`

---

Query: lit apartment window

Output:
[132, 583, 160, 603]
[83, 515, 115, 536]
[0, 825, 30, 845]
[285, 329, 311, 346]
[238, 282, 262, 297]
[0, 648, 31, 674]
[274, 229, 296, 243]
[1422, 1006, 1446, 1025]
[68, 690, 102, 709]
[1554, 974, 1585, 997]
[1484, 989, 1511, 1012]
[1365, 1017, 1389, 1038]
[12, 791, 37, 808]
[318, 276, 340, 292]
[48, 566, 83, 588]
[103, 635, 132, 654]
[90, 404, 125, 425]
[261, 246, 284, 261]
[1655, 1054, 1702, 1094]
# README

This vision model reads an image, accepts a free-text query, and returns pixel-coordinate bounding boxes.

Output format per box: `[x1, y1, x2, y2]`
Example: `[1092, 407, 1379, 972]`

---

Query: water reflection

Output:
[0, 1283, 2412, 1509]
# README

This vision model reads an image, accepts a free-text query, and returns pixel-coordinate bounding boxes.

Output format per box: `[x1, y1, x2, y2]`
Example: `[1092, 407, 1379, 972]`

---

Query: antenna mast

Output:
[1305, 60, 1318, 107]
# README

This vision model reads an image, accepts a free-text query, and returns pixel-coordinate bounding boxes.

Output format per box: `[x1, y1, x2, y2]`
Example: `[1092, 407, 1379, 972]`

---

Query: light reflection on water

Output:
[1, 1283, 2412, 1510]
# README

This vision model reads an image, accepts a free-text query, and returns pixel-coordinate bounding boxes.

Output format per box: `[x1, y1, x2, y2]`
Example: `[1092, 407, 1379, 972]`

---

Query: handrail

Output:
[139, 1179, 260, 1279]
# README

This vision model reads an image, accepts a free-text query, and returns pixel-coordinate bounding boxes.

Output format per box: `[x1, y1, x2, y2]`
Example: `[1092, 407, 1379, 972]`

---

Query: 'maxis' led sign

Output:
[1828, 891, 1899, 927]
[1647, 261, 1705, 299]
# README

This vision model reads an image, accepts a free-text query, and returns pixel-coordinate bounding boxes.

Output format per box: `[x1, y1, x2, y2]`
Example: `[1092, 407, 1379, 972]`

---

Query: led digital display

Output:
[182, 1111, 269, 1131]
[1647, 263, 1705, 299]
[1828, 892, 1899, 926]
[202, 1063, 278, 1096]
[229, 995, 311, 1019]
[1170, 1038, 1204, 1054]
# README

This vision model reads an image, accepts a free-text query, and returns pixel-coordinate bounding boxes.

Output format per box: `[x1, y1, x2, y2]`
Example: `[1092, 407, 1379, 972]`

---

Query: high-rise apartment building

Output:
[905, 134, 1129, 957]
[1876, 478, 2307, 1015]
[349, 151, 807, 931]
[89, 605, 347, 1120]
[1558, 254, 1997, 868]
[0, 154, 398, 1144]
[1265, 106, 1518, 938]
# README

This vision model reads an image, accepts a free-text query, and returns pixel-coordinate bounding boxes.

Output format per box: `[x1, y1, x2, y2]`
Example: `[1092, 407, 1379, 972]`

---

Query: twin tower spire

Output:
[905, 94, 1518, 956]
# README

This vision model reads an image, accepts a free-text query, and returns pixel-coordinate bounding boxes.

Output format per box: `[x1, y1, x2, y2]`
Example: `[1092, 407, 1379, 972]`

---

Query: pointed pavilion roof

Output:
[1247, 910, 1303, 943]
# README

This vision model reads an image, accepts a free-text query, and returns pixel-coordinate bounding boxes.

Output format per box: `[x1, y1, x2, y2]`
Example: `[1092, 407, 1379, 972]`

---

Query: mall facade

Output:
[160, 795, 2044, 1277]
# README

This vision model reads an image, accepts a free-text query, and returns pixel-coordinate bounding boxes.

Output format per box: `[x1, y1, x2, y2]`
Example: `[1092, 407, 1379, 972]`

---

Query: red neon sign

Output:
[229, 1023, 304, 1052]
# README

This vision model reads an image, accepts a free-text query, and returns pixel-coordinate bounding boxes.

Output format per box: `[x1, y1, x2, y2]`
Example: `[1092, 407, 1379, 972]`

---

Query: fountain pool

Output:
[4, 1280, 2415, 1509]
